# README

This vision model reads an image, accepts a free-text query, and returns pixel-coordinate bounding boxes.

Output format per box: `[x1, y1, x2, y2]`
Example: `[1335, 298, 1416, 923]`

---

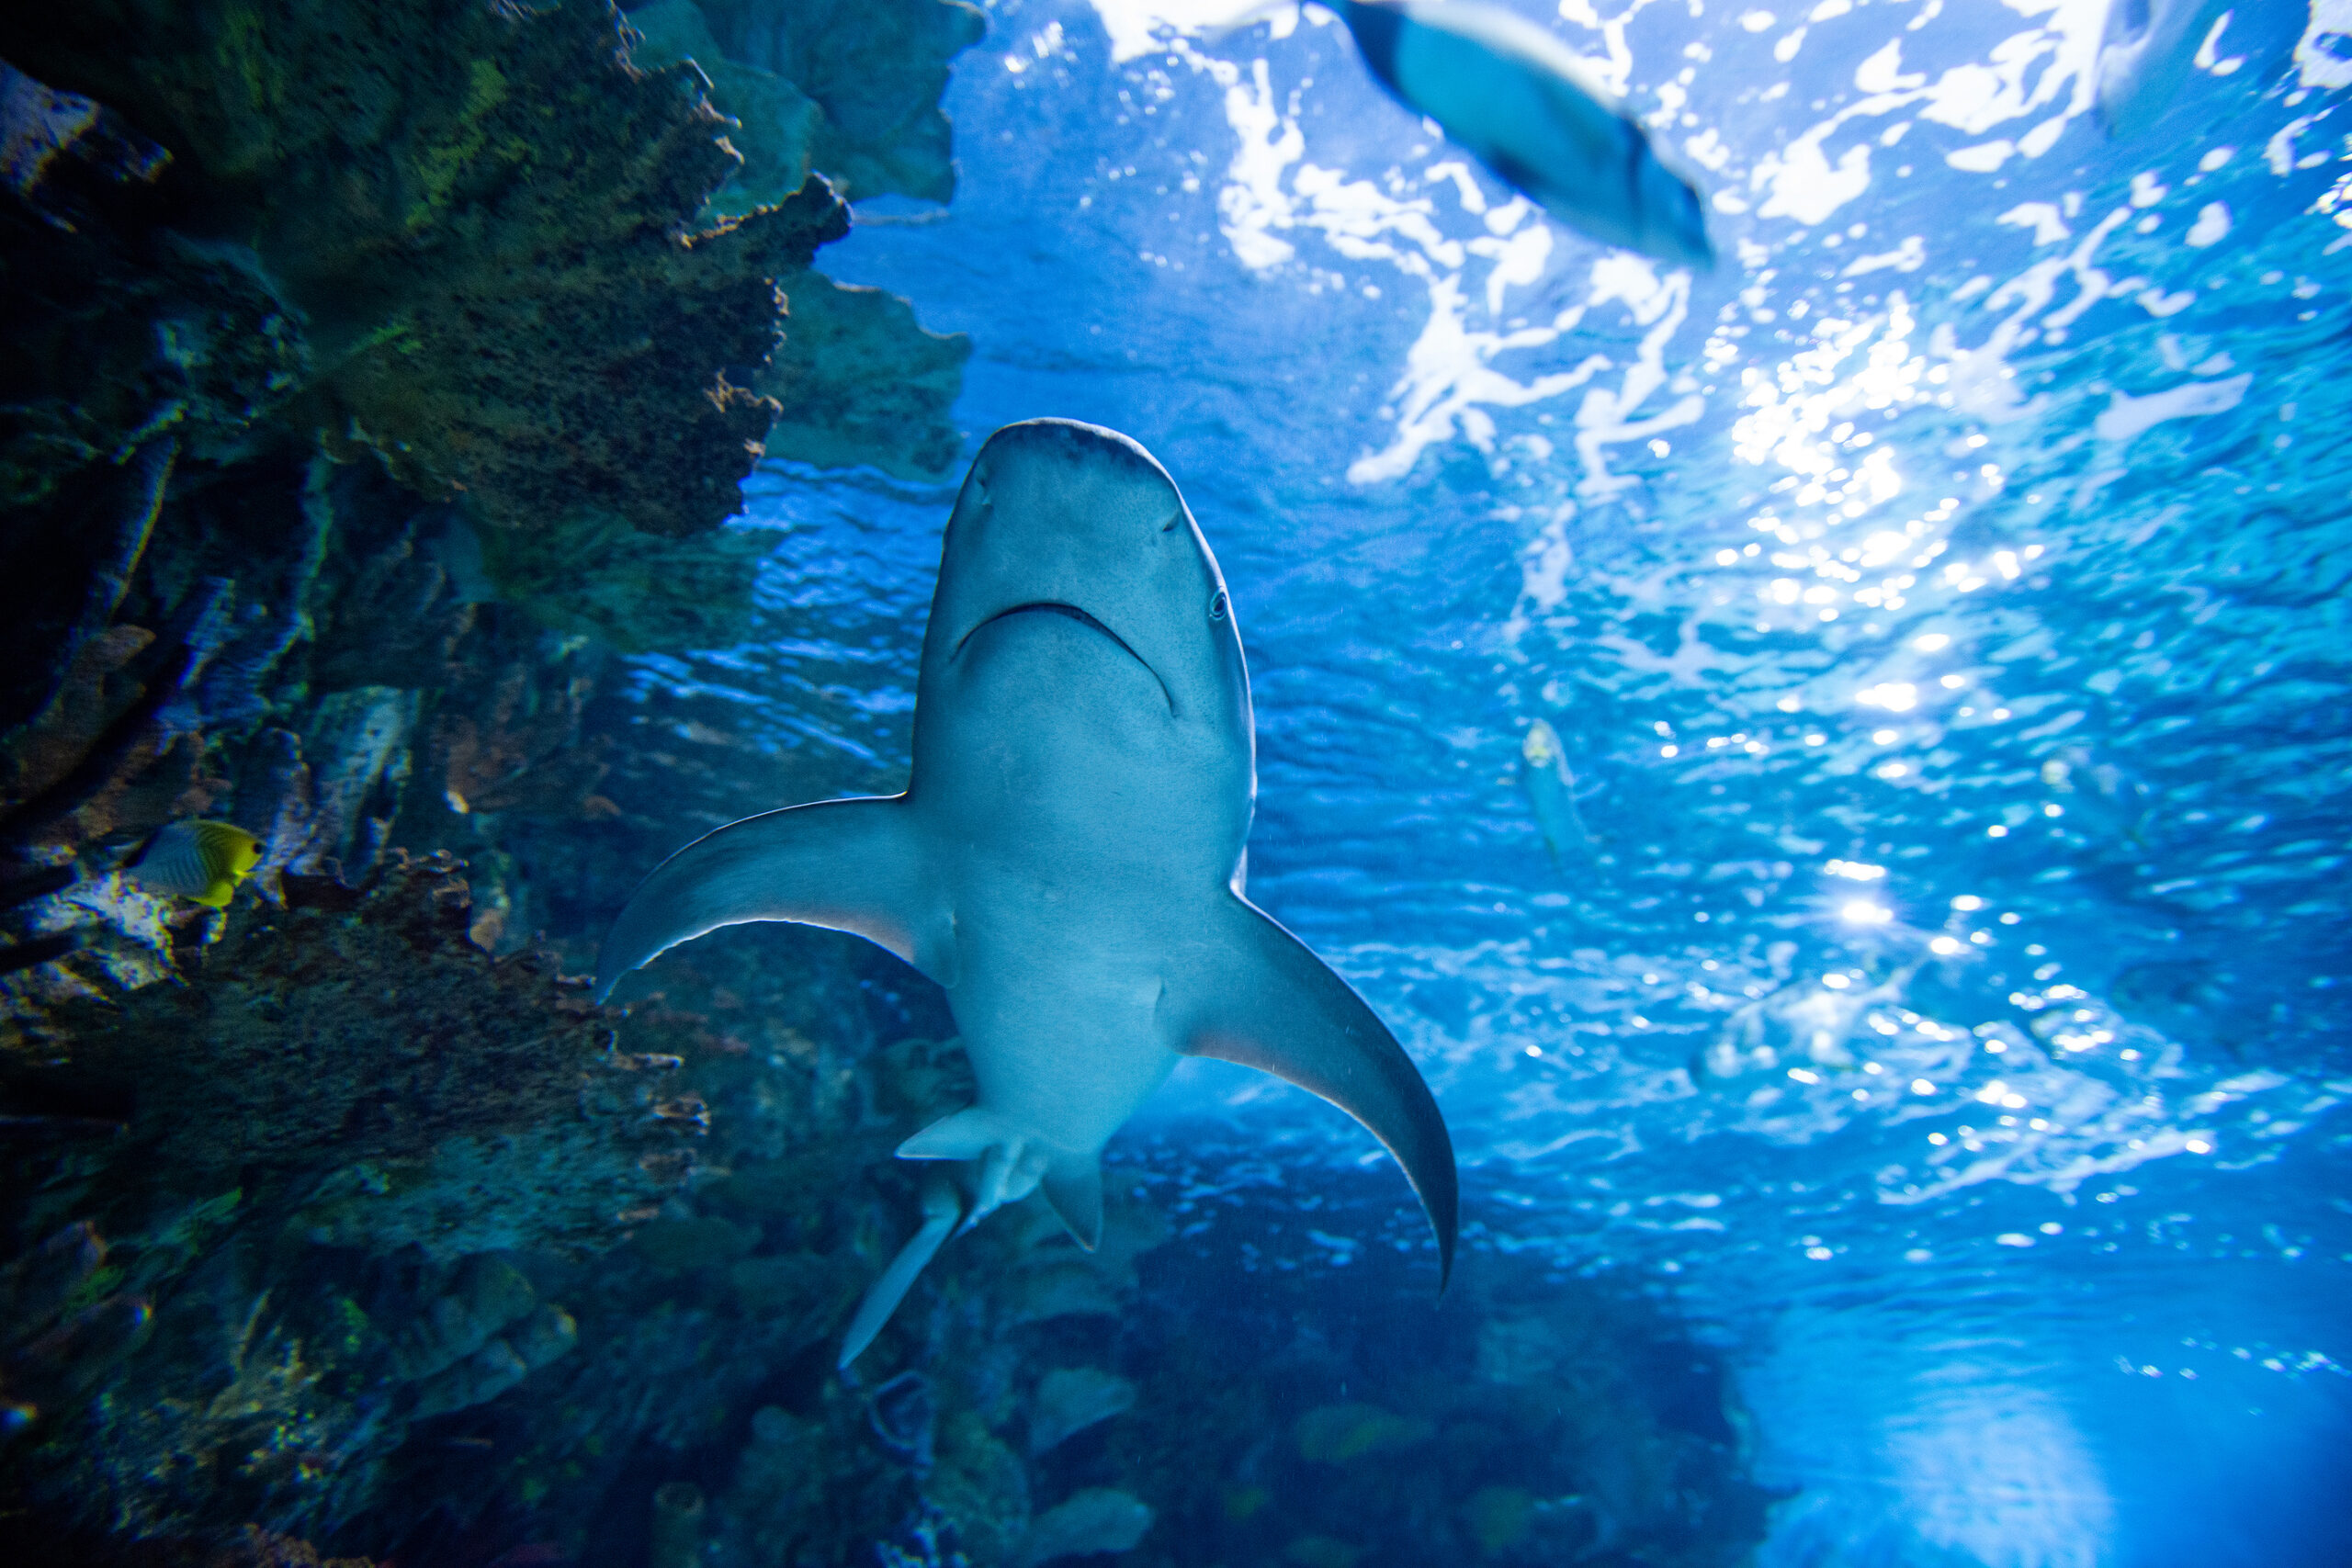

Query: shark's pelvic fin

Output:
[594, 795, 943, 1001]
[899, 1108, 1103, 1247]
[1177, 895, 1460, 1287]
[837, 1172, 964, 1370]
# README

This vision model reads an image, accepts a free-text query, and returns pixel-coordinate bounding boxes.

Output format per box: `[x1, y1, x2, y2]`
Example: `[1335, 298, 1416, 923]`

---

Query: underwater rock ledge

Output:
[7, 0, 850, 543]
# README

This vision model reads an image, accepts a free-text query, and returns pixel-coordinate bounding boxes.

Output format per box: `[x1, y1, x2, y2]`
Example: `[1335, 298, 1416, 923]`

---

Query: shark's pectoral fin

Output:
[1175, 895, 1459, 1287]
[594, 795, 945, 1001]
[838, 1172, 964, 1371]
[1040, 1156, 1103, 1252]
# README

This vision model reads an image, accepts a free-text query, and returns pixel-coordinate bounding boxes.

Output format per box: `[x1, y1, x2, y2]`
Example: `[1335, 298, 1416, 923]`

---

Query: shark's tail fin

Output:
[838, 1173, 963, 1370]
[898, 1108, 1101, 1248]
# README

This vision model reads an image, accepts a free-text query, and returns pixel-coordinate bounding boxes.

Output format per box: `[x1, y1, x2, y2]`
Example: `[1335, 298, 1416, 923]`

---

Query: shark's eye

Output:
[1208, 591, 1228, 623]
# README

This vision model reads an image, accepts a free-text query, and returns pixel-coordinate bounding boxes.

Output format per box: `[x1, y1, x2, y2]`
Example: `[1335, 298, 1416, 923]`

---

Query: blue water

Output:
[634, 3, 2352, 1562]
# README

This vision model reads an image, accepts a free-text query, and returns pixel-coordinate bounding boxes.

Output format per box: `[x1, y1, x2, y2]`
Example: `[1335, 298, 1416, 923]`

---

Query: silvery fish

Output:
[1240, 0, 1713, 266]
[1521, 716, 1592, 864]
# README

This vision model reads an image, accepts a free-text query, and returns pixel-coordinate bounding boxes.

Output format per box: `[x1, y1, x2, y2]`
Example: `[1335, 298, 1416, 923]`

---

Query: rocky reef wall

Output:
[0, 0, 986, 1556]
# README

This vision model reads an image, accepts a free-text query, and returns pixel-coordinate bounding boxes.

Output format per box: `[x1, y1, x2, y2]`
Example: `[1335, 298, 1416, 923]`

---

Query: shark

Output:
[594, 419, 1458, 1366]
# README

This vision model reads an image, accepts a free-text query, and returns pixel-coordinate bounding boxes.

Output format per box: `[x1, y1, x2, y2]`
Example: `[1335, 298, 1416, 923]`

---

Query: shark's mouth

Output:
[956, 601, 1171, 712]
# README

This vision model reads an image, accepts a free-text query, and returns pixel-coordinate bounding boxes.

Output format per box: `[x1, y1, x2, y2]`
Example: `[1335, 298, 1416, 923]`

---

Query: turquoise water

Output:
[632, 3, 2352, 1562]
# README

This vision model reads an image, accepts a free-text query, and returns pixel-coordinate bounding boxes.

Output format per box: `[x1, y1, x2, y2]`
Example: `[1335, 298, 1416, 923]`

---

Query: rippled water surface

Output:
[637, 3, 2352, 1561]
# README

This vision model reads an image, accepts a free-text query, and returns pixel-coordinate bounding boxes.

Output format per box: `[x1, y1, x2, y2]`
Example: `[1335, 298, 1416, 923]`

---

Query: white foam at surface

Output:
[2186, 201, 2231, 247]
[1210, 52, 1306, 272]
[1842, 234, 1927, 276]
[1554, 0, 1645, 98]
[2092, 374, 2255, 443]
[1347, 271, 1613, 485]
[1087, 0, 1302, 63]
[1134, 10, 1712, 492]
[1755, 125, 1878, 225]
[1998, 202, 2072, 246]
[1751, 2, 2103, 227]
[1571, 263, 1704, 495]
[2299, 0, 2352, 89]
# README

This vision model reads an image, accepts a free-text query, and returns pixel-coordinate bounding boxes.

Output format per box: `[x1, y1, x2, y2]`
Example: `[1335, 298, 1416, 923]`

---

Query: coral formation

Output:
[626, 0, 978, 479]
[0, 2, 997, 1559]
[759, 276, 972, 481]
[9, 853, 688, 1195]
[1026, 1366, 1136, 1457]
[1015, 1487, 1154, 1565]
[12, 0, 849, 544]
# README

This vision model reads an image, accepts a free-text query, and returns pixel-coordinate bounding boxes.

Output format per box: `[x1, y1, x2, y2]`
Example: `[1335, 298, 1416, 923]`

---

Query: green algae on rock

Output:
[11, 0, 850, 544]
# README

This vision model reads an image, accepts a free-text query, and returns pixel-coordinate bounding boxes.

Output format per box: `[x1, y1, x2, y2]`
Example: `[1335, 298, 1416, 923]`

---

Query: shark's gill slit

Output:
[956, 601, 1173, 712]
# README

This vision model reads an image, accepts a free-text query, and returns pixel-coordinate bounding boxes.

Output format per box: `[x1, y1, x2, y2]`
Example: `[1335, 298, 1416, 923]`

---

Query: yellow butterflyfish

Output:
[130, 820, 262, 908]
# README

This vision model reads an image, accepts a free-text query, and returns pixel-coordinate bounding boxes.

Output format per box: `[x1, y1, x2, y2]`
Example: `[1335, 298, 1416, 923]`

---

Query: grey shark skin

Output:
[595, 419, 1458, 1358]
[1320, 0, 1712, 268]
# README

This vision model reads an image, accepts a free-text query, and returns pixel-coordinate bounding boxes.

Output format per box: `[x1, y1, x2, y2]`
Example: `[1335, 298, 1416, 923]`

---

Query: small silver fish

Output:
[1521, 717, 1592, 865]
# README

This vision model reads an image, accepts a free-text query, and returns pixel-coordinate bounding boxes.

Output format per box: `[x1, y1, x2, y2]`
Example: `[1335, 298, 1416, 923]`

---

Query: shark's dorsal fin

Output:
[1174, 895, 1459, 1287]
[594, 796, 946, 1001]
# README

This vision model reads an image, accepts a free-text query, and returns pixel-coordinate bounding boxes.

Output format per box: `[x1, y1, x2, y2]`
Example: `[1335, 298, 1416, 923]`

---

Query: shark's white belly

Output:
[946, 901, 1181, 1156]
[919, 607, 1244, 1155]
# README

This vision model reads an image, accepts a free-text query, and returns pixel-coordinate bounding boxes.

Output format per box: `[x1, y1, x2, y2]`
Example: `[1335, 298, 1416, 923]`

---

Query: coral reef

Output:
[0, 2, 994, 1560]
[758, 276, 972, 481]
[626, 0, 978, 479]
[0, 854, 693, 1549]
[1026, 1366, 1136, 1457]
[1015, 1487, 1154, 1565]
[1, 850, 699, 1231]
[12, 0, 848, 544]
